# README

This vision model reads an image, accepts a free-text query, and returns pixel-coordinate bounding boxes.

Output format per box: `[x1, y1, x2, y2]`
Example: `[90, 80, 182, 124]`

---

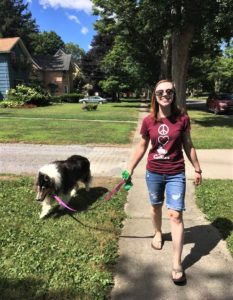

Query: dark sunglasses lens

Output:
[155, 90, 163, 97]
[155, 89, 174, 97]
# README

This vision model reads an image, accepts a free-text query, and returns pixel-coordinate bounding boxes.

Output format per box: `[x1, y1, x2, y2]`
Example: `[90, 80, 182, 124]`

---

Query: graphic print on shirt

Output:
[153, 124, 170, 160]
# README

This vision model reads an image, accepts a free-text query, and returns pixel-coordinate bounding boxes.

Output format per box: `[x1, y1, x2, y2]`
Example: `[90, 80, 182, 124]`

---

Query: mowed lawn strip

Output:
[0, 101, 232, 147]
[0, 102, 140, 144]
[0, 102, 139, 121]
[196, 179, 233, 256]
[0, 175, 127, 299]
[0, 118, 135, 144]
[188, 110, 233, 149]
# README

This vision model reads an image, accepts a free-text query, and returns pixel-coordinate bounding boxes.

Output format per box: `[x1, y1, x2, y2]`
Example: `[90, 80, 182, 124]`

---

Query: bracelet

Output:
[195, 169, 202, 174]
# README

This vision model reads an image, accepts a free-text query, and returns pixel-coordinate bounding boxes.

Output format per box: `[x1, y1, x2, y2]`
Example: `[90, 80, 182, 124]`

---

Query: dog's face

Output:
[36, 172, 55, 202]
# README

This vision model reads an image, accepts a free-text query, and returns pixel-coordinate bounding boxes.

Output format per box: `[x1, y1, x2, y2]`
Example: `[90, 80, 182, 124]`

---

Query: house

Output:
[32, 49, 76, 95]
[0, 37, 78, 99]
[0, 37, 33, 99]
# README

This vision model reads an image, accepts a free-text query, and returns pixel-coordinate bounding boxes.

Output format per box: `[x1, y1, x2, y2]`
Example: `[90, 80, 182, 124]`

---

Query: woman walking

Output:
[128, 79, 202, 284]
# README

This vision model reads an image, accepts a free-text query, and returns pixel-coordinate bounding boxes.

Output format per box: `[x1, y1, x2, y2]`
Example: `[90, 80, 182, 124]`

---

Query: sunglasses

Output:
[155, 89, 174, 97]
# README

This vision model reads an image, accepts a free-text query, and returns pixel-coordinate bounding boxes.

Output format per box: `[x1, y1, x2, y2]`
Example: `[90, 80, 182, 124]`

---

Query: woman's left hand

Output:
[194, 173, 202, 186]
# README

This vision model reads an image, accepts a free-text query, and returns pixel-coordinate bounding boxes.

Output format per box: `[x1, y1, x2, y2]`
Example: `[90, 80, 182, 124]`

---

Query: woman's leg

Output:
[151, 204, 162, 235]
[145, 171, 164, 249]
[168, 209, 184, 279]
[151, 204, 163, 249]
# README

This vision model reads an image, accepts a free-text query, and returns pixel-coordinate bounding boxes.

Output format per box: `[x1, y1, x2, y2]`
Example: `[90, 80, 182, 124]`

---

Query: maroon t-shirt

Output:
[140, 113, 190, 174]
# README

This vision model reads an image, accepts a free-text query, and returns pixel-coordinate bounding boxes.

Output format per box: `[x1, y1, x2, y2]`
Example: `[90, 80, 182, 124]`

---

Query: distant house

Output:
[0, 37, 78, 99]
[0, 37, 33, 100]
[32, 49, 76, 95]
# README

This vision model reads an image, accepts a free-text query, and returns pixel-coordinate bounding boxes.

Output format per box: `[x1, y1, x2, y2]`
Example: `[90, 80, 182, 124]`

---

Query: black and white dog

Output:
[36, 155, 91, 219]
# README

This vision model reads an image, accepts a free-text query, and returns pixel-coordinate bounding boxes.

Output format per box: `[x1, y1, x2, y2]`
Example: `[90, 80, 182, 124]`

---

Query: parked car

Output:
[206, 93, 233, 114]
[78, 96, 107, 104]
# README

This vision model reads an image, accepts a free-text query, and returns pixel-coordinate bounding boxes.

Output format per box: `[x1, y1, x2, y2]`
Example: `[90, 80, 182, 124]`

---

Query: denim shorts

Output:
[145, 170, 186, 211]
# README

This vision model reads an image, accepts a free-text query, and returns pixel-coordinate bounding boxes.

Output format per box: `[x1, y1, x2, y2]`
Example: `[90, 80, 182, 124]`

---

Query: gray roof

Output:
[33, 49, 72, 71]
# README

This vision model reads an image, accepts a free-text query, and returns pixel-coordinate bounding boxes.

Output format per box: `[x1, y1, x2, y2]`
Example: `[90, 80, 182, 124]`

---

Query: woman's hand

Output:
[194, 172, 202, 186]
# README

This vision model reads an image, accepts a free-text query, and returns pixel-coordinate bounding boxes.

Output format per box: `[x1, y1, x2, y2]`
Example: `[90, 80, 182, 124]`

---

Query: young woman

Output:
[128, 79, 202, 284]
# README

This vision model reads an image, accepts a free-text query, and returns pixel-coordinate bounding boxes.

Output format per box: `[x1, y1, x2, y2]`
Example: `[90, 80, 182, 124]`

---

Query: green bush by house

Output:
[0, 85, 50, 107]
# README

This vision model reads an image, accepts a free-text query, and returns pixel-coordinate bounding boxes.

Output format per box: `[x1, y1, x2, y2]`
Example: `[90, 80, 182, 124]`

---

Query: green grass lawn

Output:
[0, 101, 232, 147]
[195, 179, 233, 256]
[0, 102, 139, 121]
[188, 110, 233, 149]
[0, 175, 127, 299]
[0, 102, 139, 145]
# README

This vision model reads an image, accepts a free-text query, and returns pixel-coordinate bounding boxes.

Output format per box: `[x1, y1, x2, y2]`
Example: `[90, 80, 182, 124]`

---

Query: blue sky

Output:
[27, 0, 97, 52]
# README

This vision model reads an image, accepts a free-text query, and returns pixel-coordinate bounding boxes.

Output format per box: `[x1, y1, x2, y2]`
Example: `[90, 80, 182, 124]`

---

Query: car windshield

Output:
[217, 93, 233, 100]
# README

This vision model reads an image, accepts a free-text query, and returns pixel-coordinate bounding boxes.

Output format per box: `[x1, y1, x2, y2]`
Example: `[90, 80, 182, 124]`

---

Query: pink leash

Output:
[104, 179, 126, 201]
[53, 195, 77, 212]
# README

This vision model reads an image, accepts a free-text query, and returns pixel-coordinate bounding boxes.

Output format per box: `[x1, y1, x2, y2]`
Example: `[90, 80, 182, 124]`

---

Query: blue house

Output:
[0, 37, 33, 100]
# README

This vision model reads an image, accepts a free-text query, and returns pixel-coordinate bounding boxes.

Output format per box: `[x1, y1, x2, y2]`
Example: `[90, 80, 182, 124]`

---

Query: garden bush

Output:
[2, 85, 50, 107]
[58, 93, 85, 103]
[82, 103, 98, 111]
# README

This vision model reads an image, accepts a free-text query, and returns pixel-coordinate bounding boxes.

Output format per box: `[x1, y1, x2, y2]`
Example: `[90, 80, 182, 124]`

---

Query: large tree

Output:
[0, 0, 38, 52]
[80, 32, 114, 94]
[93, 0, 233, 108]
[30, 31, 65, 56]
[64, 42, 85, 60]
[100, 36, 146, 99]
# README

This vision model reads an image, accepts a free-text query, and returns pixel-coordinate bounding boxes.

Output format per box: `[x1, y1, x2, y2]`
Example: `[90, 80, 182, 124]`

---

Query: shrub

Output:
[82, 103, 98, 111]
[4, 85, 50, 107]
[59, 93, 85, 103]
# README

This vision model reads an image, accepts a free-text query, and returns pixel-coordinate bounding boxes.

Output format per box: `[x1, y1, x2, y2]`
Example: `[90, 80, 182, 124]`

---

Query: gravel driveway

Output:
[0, 143, 132, 177]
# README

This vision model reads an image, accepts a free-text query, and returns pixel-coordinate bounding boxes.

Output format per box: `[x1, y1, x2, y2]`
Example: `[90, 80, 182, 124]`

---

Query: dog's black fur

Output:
[36, 155, 91, 218]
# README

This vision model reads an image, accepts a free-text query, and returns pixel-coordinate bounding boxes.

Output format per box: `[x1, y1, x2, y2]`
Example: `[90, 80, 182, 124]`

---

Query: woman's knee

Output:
[168, 210, 183, 224]
[151, 204, 162, 214]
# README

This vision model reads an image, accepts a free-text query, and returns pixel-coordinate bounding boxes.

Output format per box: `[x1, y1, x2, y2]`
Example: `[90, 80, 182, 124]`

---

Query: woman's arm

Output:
[128, 136, 150, 176]
[182, 130, 202, 185]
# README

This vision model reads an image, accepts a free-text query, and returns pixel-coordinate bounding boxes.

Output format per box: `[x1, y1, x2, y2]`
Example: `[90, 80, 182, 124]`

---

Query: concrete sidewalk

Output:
[111, 110, 233, 300]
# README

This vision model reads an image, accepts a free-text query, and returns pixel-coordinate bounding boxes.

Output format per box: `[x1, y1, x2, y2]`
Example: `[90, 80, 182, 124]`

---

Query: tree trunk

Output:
[171, 25, 195, 109]
[160, 37, 172, 80]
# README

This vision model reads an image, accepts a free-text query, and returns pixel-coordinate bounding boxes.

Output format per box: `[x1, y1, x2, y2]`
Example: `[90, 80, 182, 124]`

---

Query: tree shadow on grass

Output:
[0, 277, 78, 300]
[182, 217, 233, 270]
[112, 104, 150, 109]
[193, 116, 233, 128]
[186, 100, 207, 111]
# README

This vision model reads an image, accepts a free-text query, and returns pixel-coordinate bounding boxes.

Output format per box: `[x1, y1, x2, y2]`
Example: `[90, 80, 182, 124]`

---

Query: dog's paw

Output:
[39, 212, 47, 219]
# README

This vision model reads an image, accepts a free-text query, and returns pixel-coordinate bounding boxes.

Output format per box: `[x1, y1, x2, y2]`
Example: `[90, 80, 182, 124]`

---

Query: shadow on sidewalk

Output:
[182, 218, 232, 270]
[111, 256, 162, 300]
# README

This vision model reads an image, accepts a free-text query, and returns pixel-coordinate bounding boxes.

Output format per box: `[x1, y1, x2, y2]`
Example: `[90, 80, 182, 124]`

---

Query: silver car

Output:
[79, 96, 107, 104]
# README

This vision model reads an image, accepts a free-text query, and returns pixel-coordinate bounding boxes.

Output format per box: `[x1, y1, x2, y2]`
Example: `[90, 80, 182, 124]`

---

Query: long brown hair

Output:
[150, 79, 183, 121]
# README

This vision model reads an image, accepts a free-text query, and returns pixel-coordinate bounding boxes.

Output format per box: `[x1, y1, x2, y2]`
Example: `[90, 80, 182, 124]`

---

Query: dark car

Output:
[206, 93, 233, 114]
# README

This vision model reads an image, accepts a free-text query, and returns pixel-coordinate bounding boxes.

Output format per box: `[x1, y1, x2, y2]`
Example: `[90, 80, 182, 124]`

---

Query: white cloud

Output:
[81, 27, 88, 35]
[39, 0, 93, 14]
[67, 14, 80, 24]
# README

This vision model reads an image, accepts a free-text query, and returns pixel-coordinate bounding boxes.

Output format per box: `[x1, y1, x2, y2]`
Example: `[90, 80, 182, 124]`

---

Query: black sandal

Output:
[172, 268, 186, 285]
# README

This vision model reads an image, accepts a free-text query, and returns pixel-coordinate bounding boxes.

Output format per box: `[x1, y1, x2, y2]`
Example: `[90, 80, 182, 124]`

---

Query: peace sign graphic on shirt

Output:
[158, 124, 169, 136]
